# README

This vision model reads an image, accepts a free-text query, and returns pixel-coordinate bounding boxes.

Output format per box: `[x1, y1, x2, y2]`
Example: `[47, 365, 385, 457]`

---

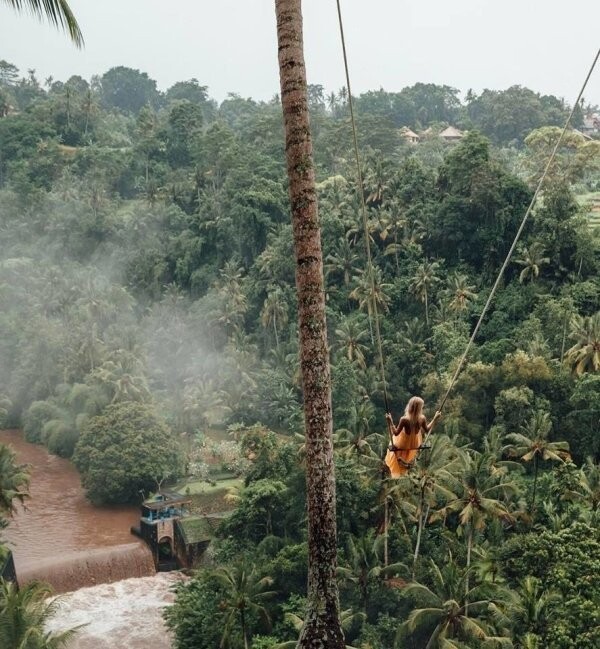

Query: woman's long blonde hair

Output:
[404, 396, 424, 422]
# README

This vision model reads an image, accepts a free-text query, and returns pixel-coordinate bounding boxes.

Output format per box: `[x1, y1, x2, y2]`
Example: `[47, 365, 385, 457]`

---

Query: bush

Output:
[22, 401, 62, 443]
[501, 522, 600, 649]
[163, 573, 226, 649]
[45, 420, 79, 458]
[73, 401, 182, 504]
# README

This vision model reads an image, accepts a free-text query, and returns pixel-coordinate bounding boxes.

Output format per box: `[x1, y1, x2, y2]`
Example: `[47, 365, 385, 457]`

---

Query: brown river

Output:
[1, 430, 183, 648]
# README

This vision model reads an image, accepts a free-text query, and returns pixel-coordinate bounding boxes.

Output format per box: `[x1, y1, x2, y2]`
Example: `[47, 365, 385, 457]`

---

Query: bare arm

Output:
[385, 412, 396, 438]
[425, 411, 442, 433]
[385, 414, 406, 436]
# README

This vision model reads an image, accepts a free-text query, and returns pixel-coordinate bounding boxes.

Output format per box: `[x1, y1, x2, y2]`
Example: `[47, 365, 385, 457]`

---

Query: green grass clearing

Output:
[176, 477, 242, 496]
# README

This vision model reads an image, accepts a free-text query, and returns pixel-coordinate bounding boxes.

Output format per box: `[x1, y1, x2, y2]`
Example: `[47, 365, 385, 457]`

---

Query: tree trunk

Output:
[532, 455, 539, 513]
[412, 490, 428, 579]
[274, 2, 345, 647]
[383, 496, 389, 568]
[424, 289, 429, 326]
[84, 91, 90, 136]
[465, 526, 473, 616]
[241, 608, 249, 649]
[560, 311, 569, 363]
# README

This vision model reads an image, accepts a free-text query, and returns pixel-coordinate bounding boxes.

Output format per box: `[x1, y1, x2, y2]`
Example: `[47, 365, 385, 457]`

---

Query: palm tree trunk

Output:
[465, 526, 473, 616]
[84, 90, 90, 136]
[241, 609, 249, 649]
[367, 302, 374, 344]
[532, 455, 539, 513]
[273, 318, 279, 350]
[274, 2, 344, 647]
[384, 496, 389, 568]
[424, 290, 429, 326]
[412, 490, 427, 579]
[66, 87, 71, 129]
[560, 311, 569, 363]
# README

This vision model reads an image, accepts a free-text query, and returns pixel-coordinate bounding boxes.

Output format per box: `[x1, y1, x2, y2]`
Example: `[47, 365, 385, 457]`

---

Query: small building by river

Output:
[132, 491, 213, 570]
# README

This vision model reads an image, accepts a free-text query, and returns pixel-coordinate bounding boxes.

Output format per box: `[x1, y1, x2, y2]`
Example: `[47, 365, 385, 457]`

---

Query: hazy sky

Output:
[2, 0, 599, 105]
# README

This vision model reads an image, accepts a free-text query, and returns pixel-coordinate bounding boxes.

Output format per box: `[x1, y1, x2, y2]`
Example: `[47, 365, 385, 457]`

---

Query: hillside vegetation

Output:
[0, 62, 599, 648]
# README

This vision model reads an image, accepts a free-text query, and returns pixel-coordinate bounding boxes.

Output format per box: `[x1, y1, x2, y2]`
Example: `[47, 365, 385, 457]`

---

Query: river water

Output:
[0, 430, 183, 649]
[45, 573, 185, 649]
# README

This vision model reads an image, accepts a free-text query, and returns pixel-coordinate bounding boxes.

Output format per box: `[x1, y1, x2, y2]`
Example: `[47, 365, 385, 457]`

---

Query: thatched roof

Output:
[440, 126, 464, 139]
[400, 127, 420, 139]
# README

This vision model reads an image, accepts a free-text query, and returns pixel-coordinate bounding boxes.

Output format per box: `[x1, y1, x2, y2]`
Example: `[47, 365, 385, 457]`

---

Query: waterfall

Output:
[17, 543, 156, 594]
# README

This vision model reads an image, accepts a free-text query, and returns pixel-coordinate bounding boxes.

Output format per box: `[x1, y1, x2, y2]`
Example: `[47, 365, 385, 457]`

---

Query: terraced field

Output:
[577, 191, 600, 229]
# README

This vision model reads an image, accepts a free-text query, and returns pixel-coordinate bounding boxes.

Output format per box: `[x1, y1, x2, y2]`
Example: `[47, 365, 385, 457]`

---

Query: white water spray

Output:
[45, 573, 187, 649]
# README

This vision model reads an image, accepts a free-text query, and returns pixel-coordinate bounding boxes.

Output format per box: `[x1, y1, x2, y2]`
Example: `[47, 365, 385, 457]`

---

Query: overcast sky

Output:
[2, 0, 599, 106]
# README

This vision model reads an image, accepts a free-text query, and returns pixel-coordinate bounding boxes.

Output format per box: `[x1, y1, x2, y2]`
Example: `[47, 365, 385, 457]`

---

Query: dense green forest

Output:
[1, 60, 600, 648]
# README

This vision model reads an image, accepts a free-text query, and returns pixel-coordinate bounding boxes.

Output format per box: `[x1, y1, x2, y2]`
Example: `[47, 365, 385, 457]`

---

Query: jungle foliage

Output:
[0, 61, 599, 647]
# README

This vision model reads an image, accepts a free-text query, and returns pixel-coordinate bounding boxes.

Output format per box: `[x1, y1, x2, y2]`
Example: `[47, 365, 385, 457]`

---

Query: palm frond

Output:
[4, 0, 83, 46]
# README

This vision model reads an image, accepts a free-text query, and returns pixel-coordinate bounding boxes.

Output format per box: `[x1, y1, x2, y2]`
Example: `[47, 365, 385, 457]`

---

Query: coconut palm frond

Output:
[4, 0, 83, 46]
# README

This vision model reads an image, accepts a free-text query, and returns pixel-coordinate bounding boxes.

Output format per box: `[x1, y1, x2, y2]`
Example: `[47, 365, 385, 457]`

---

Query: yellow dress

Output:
[385, 416, 424, 478]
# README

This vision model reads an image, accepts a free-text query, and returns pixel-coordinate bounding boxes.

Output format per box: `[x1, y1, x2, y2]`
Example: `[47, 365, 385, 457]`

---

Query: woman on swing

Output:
[385, 396, 441, 478]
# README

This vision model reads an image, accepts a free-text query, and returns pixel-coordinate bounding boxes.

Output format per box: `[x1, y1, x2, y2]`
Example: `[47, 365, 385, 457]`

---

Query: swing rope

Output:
[336, 0, 600, 453]
[434, 46, 600, 419]
[335, 0, 391, 441]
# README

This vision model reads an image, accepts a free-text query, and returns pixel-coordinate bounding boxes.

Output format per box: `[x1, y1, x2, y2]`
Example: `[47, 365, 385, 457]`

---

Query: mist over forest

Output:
[1, 57, 600, 649]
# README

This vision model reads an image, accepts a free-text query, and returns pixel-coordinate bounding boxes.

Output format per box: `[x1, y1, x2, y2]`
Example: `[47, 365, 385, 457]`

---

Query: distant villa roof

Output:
[143, 491, 191, 510]
[440, 126, 464, 139]
[582, 115, 600, 131]
[400, 127, 420, 139]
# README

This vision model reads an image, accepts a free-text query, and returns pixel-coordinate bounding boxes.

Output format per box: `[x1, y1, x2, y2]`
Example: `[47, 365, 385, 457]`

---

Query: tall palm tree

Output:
[435, 451, 516, 607]
[0, 443, 29, 519]
[445, 272, 477, 316]
[182, 378, 232, 430]
[0, 579, 80, 649]
[337, 532, 407, 615]
[324, 238, 360, 287]
[326, 91, 337, 114]
[402, 560, 511, 649]
[349, 267, 392, 317]
[397, 317, 429, 352]
[572, 456, 600, 512]
[514, 242, 550, 284]
[565, 312, 600, 375]
[2, 0, 83, 47]
[409, 260, 441, 325]
[274, 1, 345, 645]
[378, 204, 406, 272]
[471, 539, 505, 586]
[394, 434, 459, 578]
[508, 576, 560, 642]
[345, 205, 380, 245]
[334, 316, 369, 368]
[211, 562, 276, 649]
[261, 289, 288, 349]
[363, 156, 390, 207]
[334, 400, 382, 466]
[214, 263, 248, 336]
[503, 410, 570, 511]
[90, 359, 151, 404]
